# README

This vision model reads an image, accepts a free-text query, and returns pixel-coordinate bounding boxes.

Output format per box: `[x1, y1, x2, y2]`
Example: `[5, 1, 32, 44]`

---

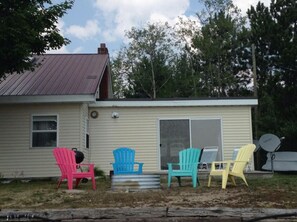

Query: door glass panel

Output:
[160, 119, 190, 170]
[191, 119, 222, 160]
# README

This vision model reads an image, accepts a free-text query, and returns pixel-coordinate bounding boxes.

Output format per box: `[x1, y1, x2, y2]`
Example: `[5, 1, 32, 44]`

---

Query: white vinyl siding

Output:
[0, 103, 85, 178]
[0, 102, 254, 178]
[89, 106, 253, 174]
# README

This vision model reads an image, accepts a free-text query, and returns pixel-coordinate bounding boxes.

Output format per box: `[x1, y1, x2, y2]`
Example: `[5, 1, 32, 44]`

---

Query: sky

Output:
[50, 0, 270, 56]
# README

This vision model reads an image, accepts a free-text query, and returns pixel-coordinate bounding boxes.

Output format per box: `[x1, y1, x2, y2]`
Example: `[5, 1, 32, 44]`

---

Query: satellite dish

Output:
[259, 134, 281, 152]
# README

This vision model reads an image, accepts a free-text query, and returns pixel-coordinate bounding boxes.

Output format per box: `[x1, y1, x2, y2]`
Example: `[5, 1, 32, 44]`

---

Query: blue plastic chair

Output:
[167, 148, 202, 188]
[112, 147, 143, 175]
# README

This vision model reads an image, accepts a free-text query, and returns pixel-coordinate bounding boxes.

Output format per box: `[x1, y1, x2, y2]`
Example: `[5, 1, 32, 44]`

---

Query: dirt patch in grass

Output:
[1, 173, 297, 210]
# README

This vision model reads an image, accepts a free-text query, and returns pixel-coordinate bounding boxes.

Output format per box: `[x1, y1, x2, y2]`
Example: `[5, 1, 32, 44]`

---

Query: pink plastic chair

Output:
[53, 147, 96, 190]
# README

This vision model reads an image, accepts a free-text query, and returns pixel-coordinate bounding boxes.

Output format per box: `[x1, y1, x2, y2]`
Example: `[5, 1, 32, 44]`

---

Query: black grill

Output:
[72, 148, 84, 164]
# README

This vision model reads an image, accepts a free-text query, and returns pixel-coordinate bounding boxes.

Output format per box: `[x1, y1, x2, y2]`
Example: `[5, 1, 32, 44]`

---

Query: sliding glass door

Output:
[159, 118, 222, 170]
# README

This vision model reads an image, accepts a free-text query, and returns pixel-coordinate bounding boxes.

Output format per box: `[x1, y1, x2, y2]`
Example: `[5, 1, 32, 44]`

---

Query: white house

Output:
[0, 44, 257, 178]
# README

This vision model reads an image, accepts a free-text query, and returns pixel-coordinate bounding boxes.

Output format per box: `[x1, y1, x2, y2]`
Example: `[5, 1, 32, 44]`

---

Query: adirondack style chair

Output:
[167, 148, 202, 188]
[208, 144, 256, 189]
[112, 147, 143, 175]
[53, 147, 96, 190]
[199, 146, 219, 170]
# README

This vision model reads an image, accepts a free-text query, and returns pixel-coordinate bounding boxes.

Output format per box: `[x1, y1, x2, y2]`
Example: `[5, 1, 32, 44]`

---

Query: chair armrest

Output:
[210, 161, 233, 171]
[134, 162, 144, 166]
[77, 163, 94, 171]
[167, 163, 179, 166]
[112, 162, 143, 174]
[167, 163, 177, 171]
[168, 163, 198, 171]
[135, 162, 143, 173]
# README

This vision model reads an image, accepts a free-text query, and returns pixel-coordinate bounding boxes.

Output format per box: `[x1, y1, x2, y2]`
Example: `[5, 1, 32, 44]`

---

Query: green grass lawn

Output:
[1, 173, 297, 210]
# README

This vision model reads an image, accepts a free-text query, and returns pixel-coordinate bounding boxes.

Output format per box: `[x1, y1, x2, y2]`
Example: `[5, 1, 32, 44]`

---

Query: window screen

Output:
[32, 115, 57, 147]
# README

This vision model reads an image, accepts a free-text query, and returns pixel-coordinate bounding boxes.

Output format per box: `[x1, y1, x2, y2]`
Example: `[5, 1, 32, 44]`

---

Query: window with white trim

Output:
[31, 115, 58, 148]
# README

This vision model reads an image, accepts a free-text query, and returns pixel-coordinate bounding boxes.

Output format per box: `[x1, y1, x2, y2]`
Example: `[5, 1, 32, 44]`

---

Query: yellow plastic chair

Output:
[208, 144, 256, 189]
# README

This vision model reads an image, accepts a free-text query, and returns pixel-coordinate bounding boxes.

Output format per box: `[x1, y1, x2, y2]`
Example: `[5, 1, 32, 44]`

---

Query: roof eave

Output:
[0, 95, 96, 104]
[90, 99, 258, 107]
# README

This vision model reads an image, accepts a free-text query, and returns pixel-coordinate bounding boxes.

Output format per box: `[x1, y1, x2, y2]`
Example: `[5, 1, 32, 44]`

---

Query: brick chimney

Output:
[98, 43, 108, 54]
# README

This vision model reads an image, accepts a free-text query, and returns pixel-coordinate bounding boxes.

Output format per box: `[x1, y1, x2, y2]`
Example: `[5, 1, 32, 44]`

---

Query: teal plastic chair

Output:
[112, 147, 143, 175]
[167, 148, 202, 188]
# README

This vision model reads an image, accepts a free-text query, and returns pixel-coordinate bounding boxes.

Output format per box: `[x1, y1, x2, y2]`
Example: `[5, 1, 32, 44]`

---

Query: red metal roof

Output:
[0, 53, 109, 96]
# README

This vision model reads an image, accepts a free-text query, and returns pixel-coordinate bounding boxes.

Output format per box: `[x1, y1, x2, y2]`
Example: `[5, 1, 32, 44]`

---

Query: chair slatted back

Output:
[113, 147, 135, 172]
[232, 144, 256, 173]
[53, 147, 77, 174]
[179, 148, 201, 171]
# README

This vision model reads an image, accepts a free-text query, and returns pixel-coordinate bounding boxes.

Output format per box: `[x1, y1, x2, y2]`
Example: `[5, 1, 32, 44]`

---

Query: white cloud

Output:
[66, 20, 101, 40]
[47, 19, 69, 54]
[102, 30, 118, 43]
[233, 0, 271, 14]
[56, 0, 274, 53]
[93, 0, 190, 43]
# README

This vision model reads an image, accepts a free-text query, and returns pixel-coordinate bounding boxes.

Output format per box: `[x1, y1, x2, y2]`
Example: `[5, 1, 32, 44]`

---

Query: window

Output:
[31, 115, 58, 148]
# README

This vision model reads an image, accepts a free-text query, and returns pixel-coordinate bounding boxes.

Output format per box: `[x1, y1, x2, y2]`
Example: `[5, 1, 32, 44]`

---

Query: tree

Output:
[247, 0, 297, 146]
[172, 17, 201, 97]
[197, 0, 237, 25]
[192, 1, 252, 97]
[112, 23, 178, 99]
[0, 0, 74, 78]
